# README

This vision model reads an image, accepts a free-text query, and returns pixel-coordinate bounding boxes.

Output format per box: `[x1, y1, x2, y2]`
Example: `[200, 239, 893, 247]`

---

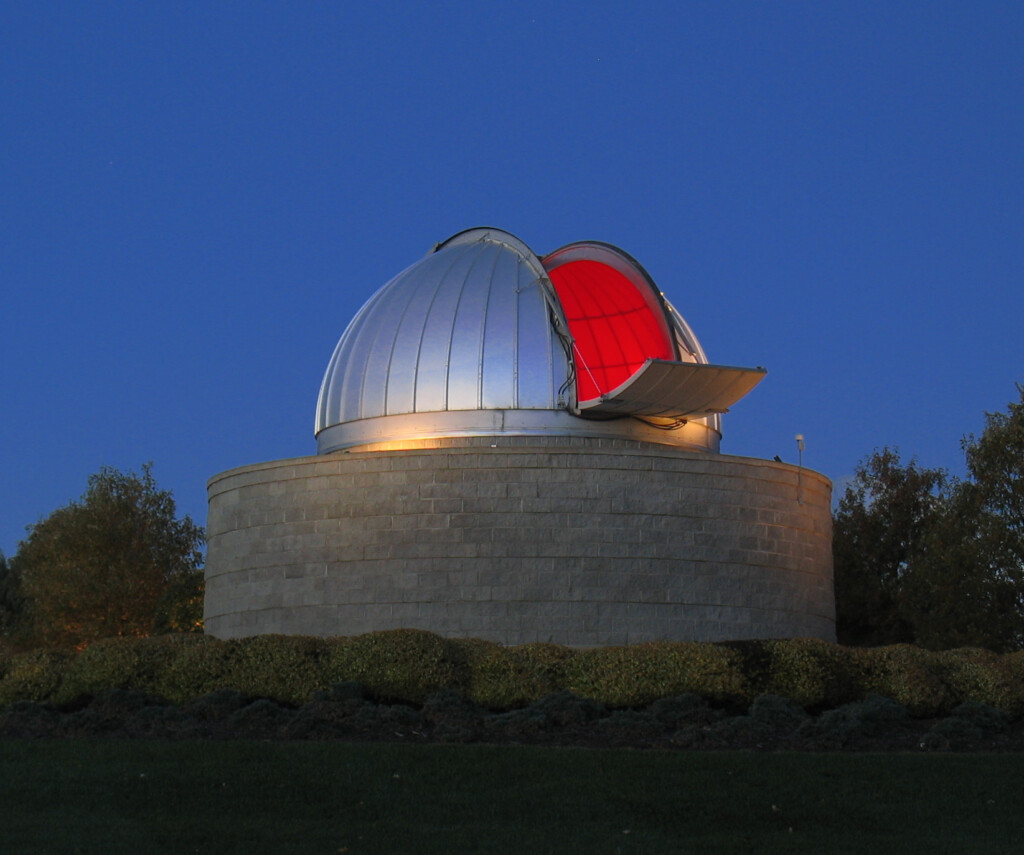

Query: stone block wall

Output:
[204, 436, 834, 645]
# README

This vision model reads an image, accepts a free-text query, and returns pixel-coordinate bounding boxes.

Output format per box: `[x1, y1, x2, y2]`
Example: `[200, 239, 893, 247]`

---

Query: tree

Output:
[920, 383, 1024, 651]
[14, 464, 204, 648]
[963, 383, 1024, 573]
[834, 387, 1024, 652]
[832, 448, 949, 646]
[897, 485, 1023, 652]
[0, 551, 26, 637]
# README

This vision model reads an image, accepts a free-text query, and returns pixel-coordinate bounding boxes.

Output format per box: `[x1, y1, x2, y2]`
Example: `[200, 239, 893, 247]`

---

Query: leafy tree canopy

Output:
[0, 550, 25, 636]
[833, 449, 949, 647]
[11, 464, 204, 648]
[834, 385, 1024, 652]
[963, 384, 1024, 568]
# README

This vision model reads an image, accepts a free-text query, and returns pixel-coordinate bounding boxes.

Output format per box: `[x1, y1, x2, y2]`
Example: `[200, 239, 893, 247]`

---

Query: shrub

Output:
[86, 687, 166, 719]
[422, 689, 488, 742]
[227, 698, 296, 736]
[323, 629, 470, 703]
[3, 631, 1024, 719]
[797, 694, 912, 747]
[698, 695, 810, 746]
[950, 700, 1009, 733]
[462, 640, 573, 708]
[156, 635, 330, 706]
[646, 693, 721, 729]
[223, 635, 330, 705]
[422, 688, 487, 723]
[748, 694, 811, 731]
[563, 642, 745, 707]
[0, 649, 72, 705]
[184, 688, 250, 720]
[312, 681, 367, 704]
[0, 640, 12, 682]
[935, 648, 1024, 715]
[530, 690, 606, 726]
[920, 716, 983, 750]
[856, 644, 953, 716]
[756, 639, 861, 709]
[921, 703, 1009, 750]
[491, 705, 550, 737]
[706, 714, 773, 743]
[153, 636, 233, 703]
[0, 700, 62, 737]
[53, 635, 205, 705]
[596, 709, 662, 737]
[997, 652, 1024, 715]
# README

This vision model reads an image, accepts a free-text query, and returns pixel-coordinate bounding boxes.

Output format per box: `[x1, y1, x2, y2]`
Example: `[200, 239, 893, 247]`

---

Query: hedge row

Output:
[1, 631, 1023, 717]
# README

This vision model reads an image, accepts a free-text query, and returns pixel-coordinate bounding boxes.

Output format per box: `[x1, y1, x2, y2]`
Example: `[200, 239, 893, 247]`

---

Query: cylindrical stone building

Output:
[204, 228, 834, 644]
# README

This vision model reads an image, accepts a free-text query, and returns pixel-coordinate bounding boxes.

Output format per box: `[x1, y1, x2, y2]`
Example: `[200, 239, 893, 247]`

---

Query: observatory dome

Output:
[316, 228, 764, 454]
[207, 226, 835, 645]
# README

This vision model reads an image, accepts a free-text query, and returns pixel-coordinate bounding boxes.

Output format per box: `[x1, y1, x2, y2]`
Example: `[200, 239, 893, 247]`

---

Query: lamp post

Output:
[795, 434, 805, 502]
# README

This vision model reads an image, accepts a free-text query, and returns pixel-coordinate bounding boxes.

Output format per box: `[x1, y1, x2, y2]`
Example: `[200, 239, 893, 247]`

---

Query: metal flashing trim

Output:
[315, 408, 720, 454]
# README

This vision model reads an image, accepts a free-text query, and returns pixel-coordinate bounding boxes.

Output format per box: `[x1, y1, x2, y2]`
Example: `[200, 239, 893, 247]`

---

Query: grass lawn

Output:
[2, 741, 1023, 854]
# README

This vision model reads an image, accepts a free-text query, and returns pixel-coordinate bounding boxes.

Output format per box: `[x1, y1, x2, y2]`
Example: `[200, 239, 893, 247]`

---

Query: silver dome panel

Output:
[316, 229, 571, 436]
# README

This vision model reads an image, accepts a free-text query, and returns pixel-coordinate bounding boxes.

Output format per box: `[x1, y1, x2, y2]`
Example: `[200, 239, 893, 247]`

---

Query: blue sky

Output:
[3, 2, 1023, 557]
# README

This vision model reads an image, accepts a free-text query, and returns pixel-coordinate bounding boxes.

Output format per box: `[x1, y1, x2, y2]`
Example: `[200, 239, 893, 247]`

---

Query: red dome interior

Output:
[547, 259, 675, 403]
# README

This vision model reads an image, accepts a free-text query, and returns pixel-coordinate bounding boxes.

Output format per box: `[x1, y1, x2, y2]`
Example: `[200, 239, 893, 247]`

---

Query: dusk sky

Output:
[3, 2, 1023, 557]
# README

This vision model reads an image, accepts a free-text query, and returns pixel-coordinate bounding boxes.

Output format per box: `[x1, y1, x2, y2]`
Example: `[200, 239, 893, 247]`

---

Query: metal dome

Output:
[315, 228, 764, 454]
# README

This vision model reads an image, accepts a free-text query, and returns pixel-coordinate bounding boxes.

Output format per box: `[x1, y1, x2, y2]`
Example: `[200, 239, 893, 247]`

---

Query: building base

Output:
[204, 436, 834, 646]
